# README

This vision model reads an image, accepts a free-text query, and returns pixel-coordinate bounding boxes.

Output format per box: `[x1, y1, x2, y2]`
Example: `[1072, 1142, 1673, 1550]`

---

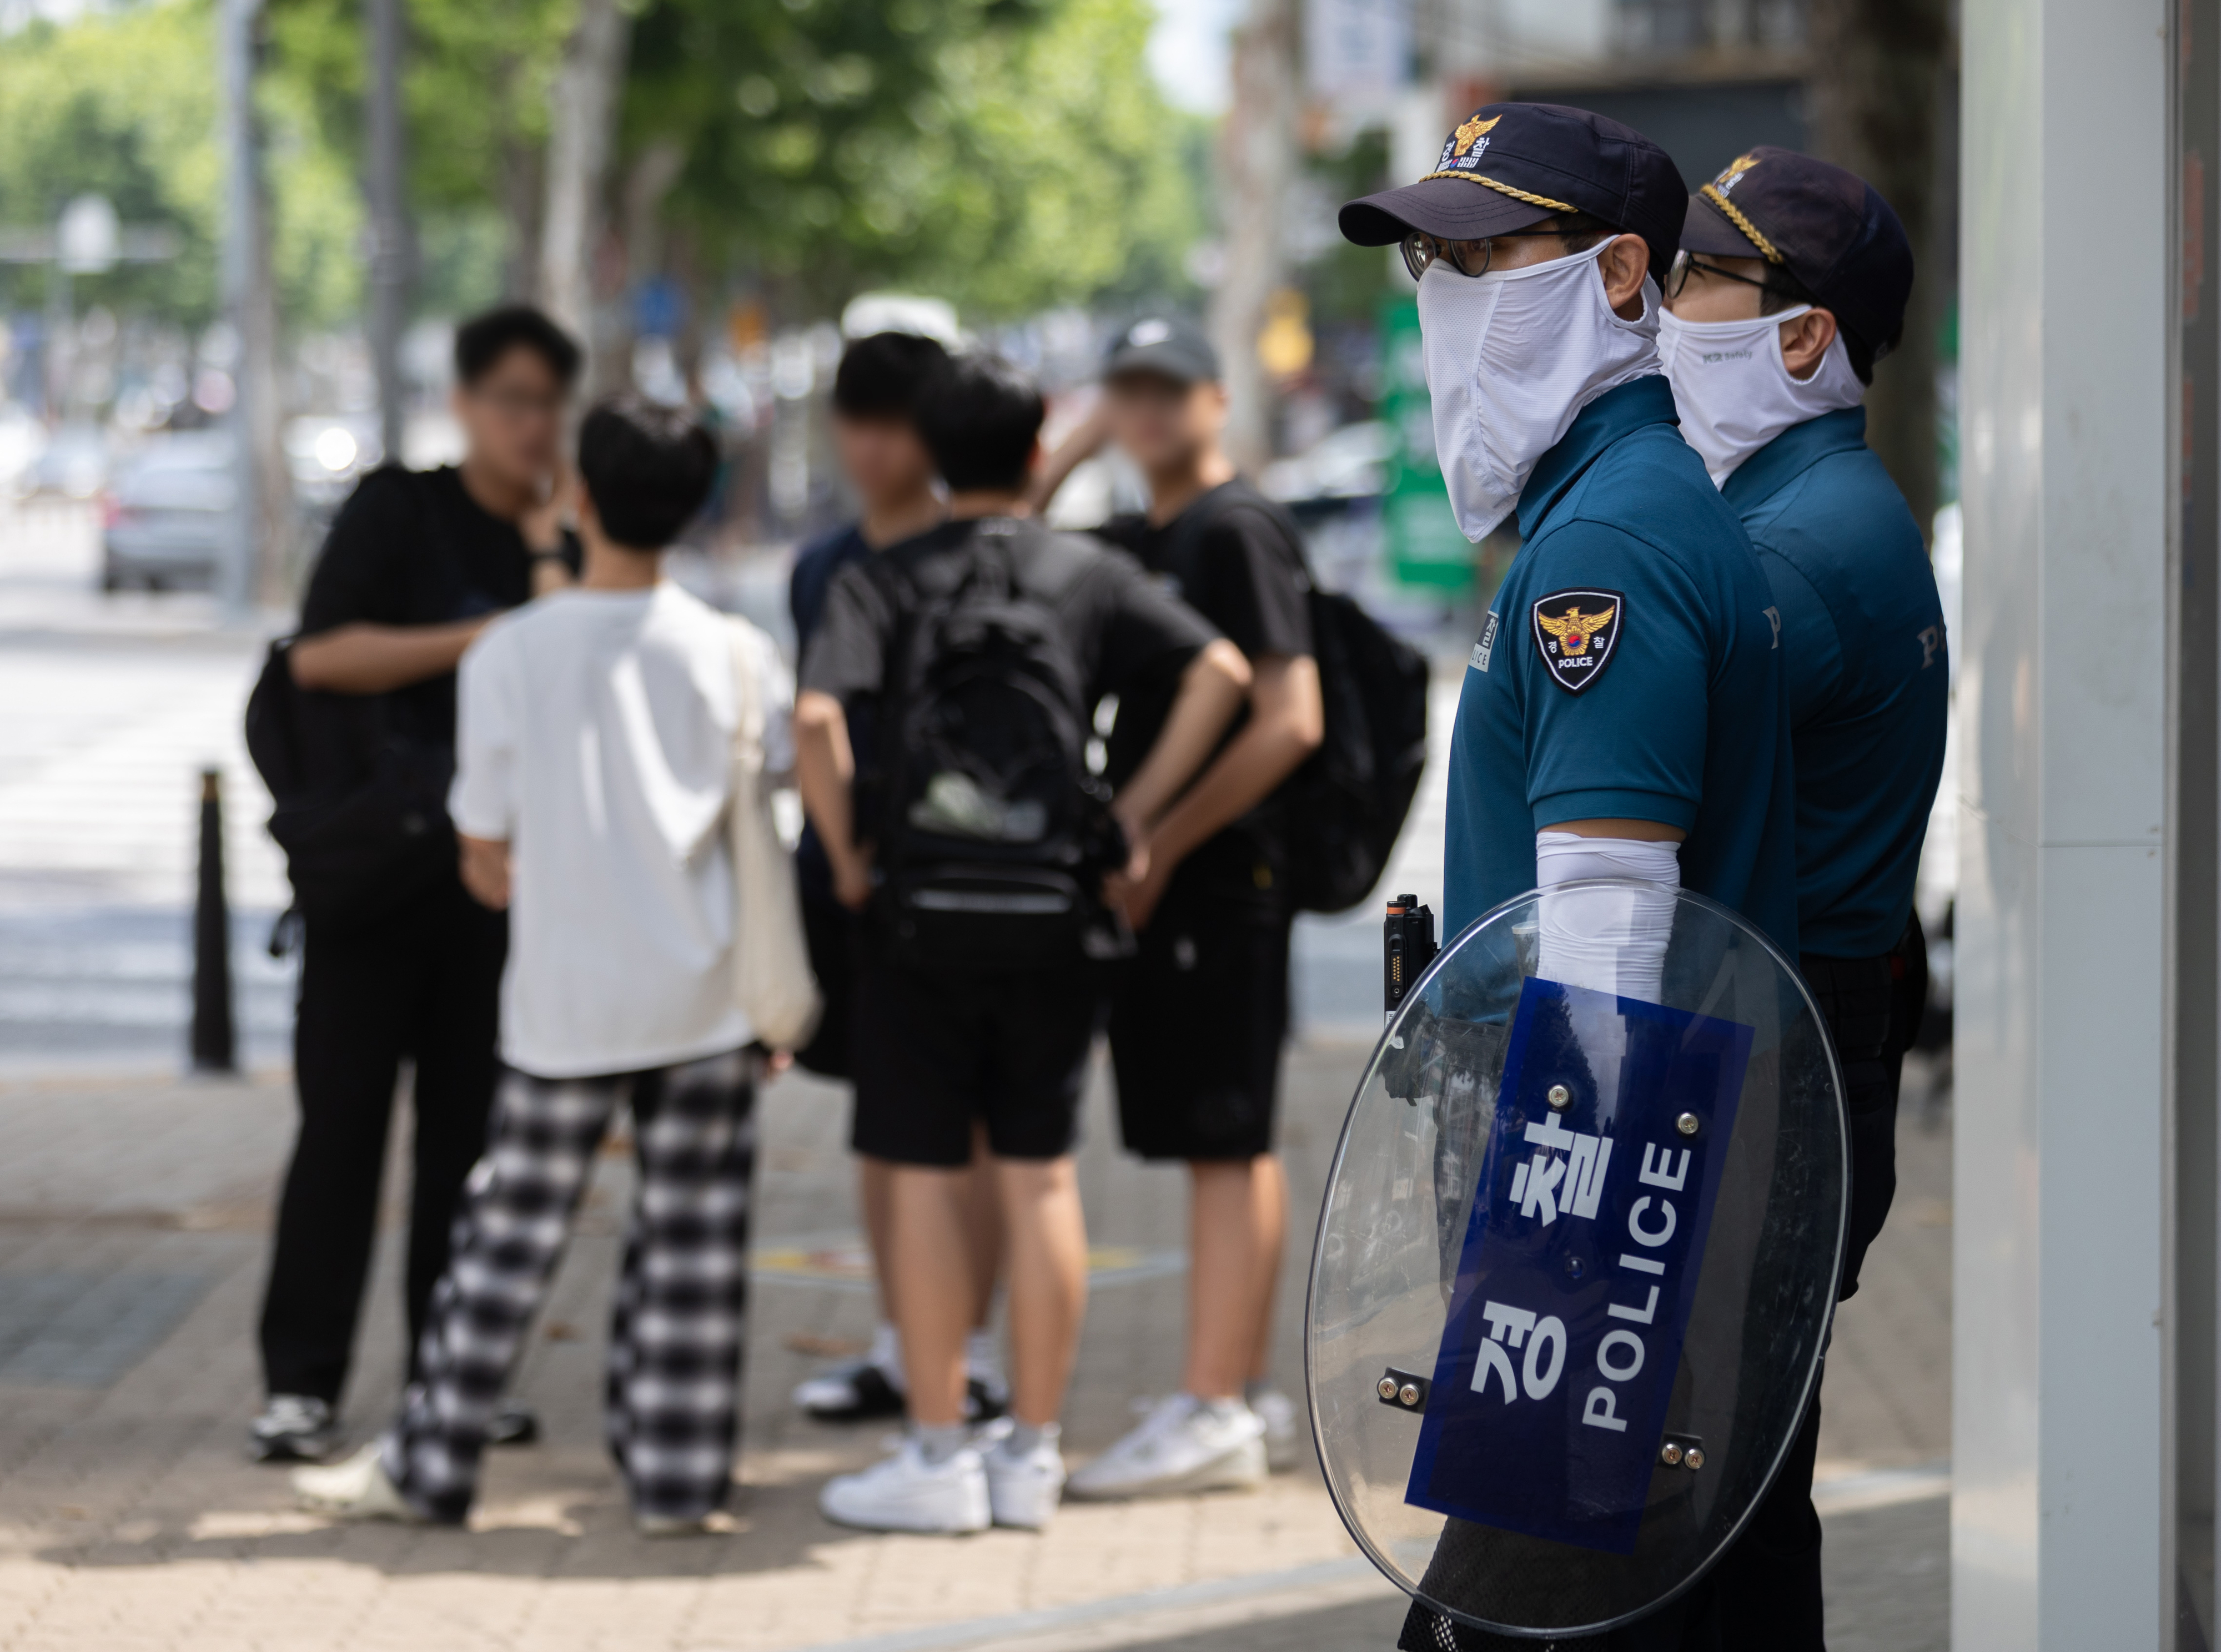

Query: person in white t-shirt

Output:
[292, 396, 791, 1535]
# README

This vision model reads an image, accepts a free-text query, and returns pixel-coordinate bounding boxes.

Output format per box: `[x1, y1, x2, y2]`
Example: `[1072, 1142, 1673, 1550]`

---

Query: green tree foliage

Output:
[627, 0, 1203, 319]
[0, 0, 1203, 335]
[267, 0, 573, 313]
[0, 0, 361, 332]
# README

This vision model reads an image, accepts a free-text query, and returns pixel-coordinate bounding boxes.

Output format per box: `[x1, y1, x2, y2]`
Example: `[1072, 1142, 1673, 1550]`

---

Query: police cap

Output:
[1680, 147, 1915, 366]
[1338, 103, 1686, 288]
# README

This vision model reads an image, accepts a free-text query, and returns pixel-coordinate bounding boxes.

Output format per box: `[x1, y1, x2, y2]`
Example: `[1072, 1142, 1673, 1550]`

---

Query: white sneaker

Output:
[292, 1444, 423, 1523]
[1248, 1386, 1305, 1473]
[1066, 1394, 1268, 1501]
[983, 1424, 1064, 1530]
[249, 1393, 342, 1463]
[819, 1437, 991, 1533]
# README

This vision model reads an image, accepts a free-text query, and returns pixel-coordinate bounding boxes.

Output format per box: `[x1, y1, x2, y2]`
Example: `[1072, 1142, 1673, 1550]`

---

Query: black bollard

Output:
[191, 767, 238, 1072]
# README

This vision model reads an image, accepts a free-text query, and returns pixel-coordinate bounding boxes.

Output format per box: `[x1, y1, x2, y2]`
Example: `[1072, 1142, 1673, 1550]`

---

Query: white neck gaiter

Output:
[1417, 240, 1663, 542]
[1656, 306, 1865, 485]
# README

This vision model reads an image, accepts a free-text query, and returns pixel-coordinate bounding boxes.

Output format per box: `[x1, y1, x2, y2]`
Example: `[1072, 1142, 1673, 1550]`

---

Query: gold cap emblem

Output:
[1714, 153, 1761, 188]
[1452, 114, 1501, 157]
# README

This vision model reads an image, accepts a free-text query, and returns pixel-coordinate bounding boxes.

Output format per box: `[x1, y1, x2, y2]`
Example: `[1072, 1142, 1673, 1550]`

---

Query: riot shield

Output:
[1306, 882, 1847, 1637]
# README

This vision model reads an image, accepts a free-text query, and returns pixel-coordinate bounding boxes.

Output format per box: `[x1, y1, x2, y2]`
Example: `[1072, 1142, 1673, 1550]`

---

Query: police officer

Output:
[1657, 148, 1945, 1646]
[1337, 103, 1801, 1650]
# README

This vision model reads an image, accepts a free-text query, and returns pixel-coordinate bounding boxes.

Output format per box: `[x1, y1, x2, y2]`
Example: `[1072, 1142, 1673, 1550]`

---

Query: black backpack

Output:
[865, 517, 1128, 969]
[244, 639, 457, 931]
[1163, 488, 1430, 914]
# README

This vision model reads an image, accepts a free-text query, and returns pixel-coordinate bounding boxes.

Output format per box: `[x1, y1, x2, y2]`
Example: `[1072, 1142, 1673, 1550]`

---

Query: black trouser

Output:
[1400, 917, 1929, 1652]
[258, 879, 507, 1406]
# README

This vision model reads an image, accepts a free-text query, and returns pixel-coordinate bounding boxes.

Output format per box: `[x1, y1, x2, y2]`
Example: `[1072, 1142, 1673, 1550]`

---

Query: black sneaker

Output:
[488, 1402, 540, 1447]
[794, 1359, 907, 1423]
[250, 1394, 342, 1463]
[964, 1374, 1008, 1424]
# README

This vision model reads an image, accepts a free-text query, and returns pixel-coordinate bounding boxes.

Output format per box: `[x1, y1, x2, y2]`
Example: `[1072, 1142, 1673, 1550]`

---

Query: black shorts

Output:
[1108, 874, 1293, 1162]
[850, 959, 1104, 1167]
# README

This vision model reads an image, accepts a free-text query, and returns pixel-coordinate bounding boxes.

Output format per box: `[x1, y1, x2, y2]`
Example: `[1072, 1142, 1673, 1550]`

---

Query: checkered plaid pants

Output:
[379, 1047, 758, 1523]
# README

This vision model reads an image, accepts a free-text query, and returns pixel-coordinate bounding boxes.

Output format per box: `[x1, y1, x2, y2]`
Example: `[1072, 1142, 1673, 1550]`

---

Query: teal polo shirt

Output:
[1725, 406, 1946, 959]
[1443, 376, 1800, 957]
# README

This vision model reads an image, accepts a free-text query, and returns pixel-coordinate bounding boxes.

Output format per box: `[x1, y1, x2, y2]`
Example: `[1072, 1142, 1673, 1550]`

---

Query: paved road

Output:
[0, 1047, 1950, 1651]
[0, 501, 1460, 1069]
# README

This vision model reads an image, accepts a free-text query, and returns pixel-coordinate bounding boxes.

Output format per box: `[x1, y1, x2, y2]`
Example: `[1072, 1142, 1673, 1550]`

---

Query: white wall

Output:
[1954, 0, 2173, 1644]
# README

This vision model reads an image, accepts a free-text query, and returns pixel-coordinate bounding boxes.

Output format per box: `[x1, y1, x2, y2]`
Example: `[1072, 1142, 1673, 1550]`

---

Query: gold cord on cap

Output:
[1699, 184, 1782, 264]
[1419, 172, 1577, 214]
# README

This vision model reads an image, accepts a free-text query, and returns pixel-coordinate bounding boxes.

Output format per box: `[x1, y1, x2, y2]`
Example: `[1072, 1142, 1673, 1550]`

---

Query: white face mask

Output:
[1416, 239, 1663, 542]
[1656, 305, 1865, 485]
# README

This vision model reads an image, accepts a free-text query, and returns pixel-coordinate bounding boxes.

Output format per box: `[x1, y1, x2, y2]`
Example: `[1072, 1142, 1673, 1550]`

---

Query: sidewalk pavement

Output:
[0, 1044, 1950, 1651]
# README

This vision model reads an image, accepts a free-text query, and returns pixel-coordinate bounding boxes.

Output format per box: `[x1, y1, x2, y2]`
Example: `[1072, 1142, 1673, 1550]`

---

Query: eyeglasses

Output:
[1399, 228, 1590, 283]
[469, 387, 566, 420]
[1664, 250, 1783, 302]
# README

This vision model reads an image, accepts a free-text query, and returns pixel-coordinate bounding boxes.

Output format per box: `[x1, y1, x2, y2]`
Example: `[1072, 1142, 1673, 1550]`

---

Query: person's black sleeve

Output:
[1087, 547, 1220, 701]
[298, 471, 416, 635]
[1192, 506, 1313, 661]
[798, 560, 895, 702]
[1091, 512, 1152, 560]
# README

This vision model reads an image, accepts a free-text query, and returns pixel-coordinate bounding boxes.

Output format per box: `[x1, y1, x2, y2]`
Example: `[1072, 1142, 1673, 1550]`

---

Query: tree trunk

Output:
[538, 0, 630, 371]
[364, 0, 409, 466]
[1806, 0, 1953, 540]
[1210, 0, 1299, 477]
[498, 43, 545, 303]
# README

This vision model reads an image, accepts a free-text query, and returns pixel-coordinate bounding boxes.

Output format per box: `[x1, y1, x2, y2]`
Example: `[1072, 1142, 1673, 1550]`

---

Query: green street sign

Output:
[1380, 294, 1475, 593]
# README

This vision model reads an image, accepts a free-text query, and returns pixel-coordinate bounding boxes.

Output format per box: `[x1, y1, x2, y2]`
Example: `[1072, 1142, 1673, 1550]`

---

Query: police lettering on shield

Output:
[1402, 976, 1753, 1554]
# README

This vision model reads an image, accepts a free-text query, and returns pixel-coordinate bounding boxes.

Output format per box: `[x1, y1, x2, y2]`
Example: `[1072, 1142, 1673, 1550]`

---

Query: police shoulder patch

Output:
[1531, 588, 1625, 695]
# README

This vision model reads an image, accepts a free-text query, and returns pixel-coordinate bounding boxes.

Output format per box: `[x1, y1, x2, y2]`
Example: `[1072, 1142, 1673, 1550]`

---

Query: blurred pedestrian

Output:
[797, 352, 1252, 1532]
[786, 330, 1009, 1427]
[250, 305, 581, 1463]
[1037, 317, 1324, 1499]
[294, 396, 789, 1534]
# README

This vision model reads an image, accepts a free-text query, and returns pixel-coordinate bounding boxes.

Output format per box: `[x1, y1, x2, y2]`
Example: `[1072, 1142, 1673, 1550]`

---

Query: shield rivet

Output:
[1547, 1084, 1571, 1110]
[1659, 1442, 1684, 1467]
[1684, 1447, 1706, 1470]
[1399, 1384, 1421, 1407]
[1676, 1112, 1700, 1137]
[1378, 1377, 1399, 1401]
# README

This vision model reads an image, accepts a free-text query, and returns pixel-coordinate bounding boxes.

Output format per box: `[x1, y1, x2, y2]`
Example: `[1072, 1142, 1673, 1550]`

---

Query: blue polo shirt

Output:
[1725, 407, 1946, 959]
[1443, 376, 1800, 957]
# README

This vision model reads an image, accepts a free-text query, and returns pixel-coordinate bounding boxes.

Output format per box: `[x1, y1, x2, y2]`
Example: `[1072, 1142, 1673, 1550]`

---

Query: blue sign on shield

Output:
[1403, 976, 1753, 1553]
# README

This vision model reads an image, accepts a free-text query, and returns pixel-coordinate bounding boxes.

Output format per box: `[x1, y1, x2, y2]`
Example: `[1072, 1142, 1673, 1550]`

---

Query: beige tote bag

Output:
[727, 616, 821, 1050]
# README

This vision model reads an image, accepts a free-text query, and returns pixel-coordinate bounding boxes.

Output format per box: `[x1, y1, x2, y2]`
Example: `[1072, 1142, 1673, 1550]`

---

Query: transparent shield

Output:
[1305, 882, 1847, 1636]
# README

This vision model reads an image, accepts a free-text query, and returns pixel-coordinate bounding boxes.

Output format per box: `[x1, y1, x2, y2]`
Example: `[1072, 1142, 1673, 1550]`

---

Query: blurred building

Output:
[1398, 0, 1812, 188]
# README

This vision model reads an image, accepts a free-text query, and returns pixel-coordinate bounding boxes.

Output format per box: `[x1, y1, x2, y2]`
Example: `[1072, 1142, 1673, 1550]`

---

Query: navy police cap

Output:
[1681, 147, 1915, 363]
[1338, 103, 1686, 288]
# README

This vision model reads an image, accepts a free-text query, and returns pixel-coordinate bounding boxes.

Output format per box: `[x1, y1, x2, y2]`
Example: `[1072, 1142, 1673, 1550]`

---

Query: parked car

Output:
[17, 422, 109, 501]
[101, 430, 234, 592]
[1259, 419, 1394, 510]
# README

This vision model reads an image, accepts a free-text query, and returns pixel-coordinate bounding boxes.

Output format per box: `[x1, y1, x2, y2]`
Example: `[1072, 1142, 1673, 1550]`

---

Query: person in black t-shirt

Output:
[785, 329, 1012, 1427]
[1039, 317, 1326, 1502]
[798, 353, 1250, 1534]
[249, 306, 582, 1465]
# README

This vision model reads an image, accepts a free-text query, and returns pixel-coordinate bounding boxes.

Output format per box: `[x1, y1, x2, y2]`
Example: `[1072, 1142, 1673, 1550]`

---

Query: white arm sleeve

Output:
[1534, 831, 1682, 1003]
[448, 624, 519, 842]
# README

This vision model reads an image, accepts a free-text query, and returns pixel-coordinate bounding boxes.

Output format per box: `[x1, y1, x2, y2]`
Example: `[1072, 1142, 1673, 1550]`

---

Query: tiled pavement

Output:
[0, 1045, 1952, 1650]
